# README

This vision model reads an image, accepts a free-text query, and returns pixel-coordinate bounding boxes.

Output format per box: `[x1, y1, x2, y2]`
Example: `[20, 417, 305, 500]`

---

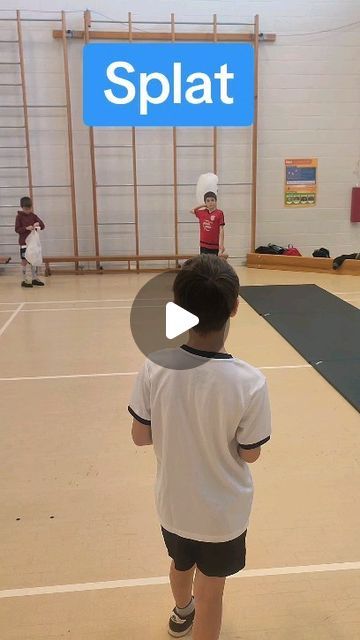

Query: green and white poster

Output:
[285, 159, 317, 207]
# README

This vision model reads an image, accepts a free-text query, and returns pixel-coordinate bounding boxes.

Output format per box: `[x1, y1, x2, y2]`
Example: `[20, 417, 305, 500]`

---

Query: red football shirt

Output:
[195, 208, 225, 250]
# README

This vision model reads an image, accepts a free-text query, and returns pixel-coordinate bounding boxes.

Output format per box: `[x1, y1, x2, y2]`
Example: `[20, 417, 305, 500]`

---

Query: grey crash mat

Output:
[313, 359, 360, 412]
[239, 284, 356, 316]
[239, 284, 360, 412]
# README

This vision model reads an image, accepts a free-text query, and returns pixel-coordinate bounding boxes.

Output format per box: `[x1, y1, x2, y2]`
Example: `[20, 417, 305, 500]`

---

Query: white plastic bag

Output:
[25, 230, 43, 266]
[196, 173, 218, 206]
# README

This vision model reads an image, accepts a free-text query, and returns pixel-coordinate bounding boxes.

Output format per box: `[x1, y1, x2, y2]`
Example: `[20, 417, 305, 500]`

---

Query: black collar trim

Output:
[180, 345, 233, 359]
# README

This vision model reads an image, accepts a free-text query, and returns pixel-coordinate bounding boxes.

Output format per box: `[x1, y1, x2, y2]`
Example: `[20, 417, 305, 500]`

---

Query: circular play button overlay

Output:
[130, 271, 228, 370]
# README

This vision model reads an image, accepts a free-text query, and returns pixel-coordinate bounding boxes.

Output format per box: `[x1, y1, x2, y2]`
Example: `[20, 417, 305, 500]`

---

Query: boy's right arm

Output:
[15, 215, 32, 234]
[190, 205, 206, 215]
[33, 215, 45, 230]
[238, 445, 261, 463]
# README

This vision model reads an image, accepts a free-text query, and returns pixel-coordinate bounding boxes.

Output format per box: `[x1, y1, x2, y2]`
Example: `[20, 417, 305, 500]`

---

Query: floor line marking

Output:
[1, 561, 359, 599]
[0, 293, 358, 306]
[0, 298, 166, 306]
[0, 303, 24, 339]
[259, 364, 311, 370]
[21, 306, 161, 313]
[0, 372, 138, 381]
[0, 364, 312, 382]
[18, 302, 246, 312]
[0, 365, 313, 381]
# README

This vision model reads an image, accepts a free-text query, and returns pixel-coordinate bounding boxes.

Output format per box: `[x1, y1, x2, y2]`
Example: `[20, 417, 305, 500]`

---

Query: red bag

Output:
[283, 244, 301, 256]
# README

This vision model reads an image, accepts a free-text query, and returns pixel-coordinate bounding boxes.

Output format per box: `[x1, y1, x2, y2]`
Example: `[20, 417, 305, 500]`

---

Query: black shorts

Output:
[200, 247, 219, 256]
[20, 246, 27, 260]
[161, 527, 247, 578]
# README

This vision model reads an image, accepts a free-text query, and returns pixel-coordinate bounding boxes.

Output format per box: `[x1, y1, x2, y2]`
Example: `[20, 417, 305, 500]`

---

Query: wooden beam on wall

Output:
[53, 30, 276, 42]
[61, 11, 79, 258]
[129, 12, 140, 271]
[17, 10, 33, 203]
[84, 9, 100, 264]
[171, 14, 179, 265]
[213, 14, 218, 175]
[250, 14, 260, 253]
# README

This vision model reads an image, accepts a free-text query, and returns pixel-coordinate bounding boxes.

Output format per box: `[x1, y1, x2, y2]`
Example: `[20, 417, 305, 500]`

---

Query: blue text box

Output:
[83, 43, 254, 127]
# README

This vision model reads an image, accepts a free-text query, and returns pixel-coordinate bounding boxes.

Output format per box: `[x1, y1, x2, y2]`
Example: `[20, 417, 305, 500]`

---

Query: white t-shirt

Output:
[128, 345, 271, 543]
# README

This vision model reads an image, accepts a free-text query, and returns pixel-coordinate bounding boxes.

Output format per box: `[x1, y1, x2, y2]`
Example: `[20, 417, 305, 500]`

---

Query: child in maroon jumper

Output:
[15, 196, 45, 288]
[191, 191, 225, 256]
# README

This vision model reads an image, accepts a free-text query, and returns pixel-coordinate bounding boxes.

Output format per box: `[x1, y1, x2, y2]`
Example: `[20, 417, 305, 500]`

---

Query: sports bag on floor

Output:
[255, 243, 285, 255]
[313, 247, 330, 258]
[283, 244, 302, 256]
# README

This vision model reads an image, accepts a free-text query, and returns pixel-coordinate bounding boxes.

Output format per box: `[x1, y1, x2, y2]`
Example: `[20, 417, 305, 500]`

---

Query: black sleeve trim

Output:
[128, 405, 151, 426]
[239, 435, 270, 450]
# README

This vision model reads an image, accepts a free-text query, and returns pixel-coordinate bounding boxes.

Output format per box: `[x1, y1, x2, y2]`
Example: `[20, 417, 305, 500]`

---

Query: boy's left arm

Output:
[219, 211, 225, 253]
[34, 215, 45, 230]
[131, 419, 152, 446]
[219, 226, 225, 253]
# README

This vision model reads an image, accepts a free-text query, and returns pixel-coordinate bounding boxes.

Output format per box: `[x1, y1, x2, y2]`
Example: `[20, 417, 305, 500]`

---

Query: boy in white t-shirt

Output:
[128, 255, 271, 639]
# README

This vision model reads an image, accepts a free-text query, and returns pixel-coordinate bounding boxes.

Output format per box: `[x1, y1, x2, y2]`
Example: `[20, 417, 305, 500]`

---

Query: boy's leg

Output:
[31, 265, 45, 285]
[192, 569, 226, 640]
[21, 257, 32, 286]
[169, 560, 195, 609]
[199, 247, 219, 256]
[21, 258, 27, 280]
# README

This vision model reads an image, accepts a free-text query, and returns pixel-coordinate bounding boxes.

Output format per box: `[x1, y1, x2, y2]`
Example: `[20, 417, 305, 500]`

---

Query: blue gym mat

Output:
[239, 284, 360, 412]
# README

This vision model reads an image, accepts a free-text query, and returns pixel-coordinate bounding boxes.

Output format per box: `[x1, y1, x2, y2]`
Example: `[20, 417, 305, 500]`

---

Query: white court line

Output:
[1, 561, 359, 600]
[259, 364, 310, 370]
[0, 372, 138, 382]
[0, 298, 167, 306]
[0, 290, 359, 306]
[0, 303, 24, 338]
[20, 303, 246, 313]
[21, 305, 161, 313]
[0, 364, 311, 382]
[20, 304, 246, 312]
[21, 304, 245, 313]
[0, 292, 357, 307]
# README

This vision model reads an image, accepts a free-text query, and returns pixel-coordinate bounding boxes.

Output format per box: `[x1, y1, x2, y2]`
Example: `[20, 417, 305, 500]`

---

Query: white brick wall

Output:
[1, 0, 359, 264]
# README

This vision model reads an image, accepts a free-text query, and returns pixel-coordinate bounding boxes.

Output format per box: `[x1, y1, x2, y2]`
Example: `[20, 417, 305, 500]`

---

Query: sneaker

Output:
[168, 607, 195, 637]
[21, 281, 33, 288]
[32, 279, 45, 286]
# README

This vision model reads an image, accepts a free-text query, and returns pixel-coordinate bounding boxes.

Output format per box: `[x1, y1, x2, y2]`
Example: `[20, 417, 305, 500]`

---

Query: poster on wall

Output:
[285, 159, 317, 207]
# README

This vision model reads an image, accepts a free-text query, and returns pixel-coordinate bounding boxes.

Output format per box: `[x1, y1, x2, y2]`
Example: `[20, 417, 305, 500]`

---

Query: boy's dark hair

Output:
[204, 191, 217, 202]
[20, 196, 32, 209]
[173, 255, 239, 334]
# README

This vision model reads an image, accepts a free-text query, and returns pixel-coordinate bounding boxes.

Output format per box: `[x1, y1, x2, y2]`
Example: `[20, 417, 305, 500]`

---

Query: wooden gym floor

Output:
[0, 267, 359, 640]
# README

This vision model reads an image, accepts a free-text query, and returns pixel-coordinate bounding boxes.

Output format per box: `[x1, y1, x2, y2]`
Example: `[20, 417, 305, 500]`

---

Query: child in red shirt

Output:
[15, 196, 45, 288]
[191, 191, 225, 256]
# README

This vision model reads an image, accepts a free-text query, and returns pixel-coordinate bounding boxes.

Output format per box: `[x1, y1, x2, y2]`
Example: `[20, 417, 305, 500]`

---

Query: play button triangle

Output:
[166, 302, 199, 340]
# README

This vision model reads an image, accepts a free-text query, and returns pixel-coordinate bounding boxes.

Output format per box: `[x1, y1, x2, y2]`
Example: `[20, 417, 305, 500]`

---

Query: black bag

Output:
[255, 243, 285, 255]
[312, 247, 330, 258]
[333, 252, 360, 270]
